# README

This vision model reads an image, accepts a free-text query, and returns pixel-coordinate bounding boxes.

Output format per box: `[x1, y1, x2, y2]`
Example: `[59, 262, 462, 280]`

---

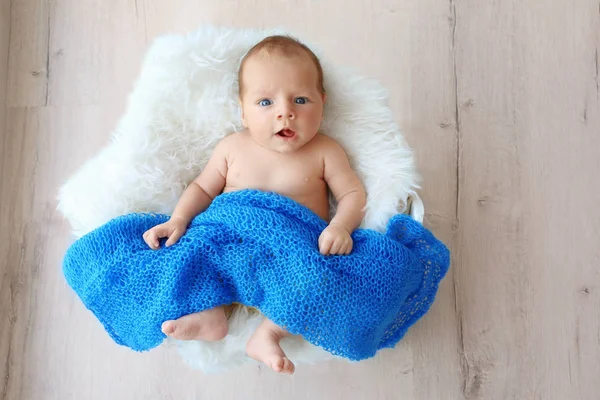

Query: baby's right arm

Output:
[143, 138, 230, 249]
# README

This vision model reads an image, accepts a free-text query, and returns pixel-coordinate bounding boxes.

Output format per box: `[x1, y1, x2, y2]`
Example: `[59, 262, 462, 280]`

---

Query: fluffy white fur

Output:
[57, 25, 424, 373]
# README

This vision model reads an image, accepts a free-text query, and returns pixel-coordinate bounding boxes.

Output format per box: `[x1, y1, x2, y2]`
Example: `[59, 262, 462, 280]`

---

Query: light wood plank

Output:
[0, 0, 10, 152]
[6, 0, 49, 106]
[0, 0, 9, 202]
[0, 0, 9, 107]
[402, 1, 462, 399]
[453, 1, 600, 398]
[0, 0, 12, 395]
[47, 0, 147, 107]
[1, 106, 45, 400]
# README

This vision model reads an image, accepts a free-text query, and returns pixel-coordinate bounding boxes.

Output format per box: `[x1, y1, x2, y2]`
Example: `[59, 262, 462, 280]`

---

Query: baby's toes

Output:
[281, 357, 295, 374]
[268, 356, 284, 372]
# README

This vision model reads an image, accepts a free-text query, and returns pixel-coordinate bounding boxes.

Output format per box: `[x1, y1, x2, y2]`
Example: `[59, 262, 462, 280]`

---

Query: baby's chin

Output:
[266, 139, 304, 154]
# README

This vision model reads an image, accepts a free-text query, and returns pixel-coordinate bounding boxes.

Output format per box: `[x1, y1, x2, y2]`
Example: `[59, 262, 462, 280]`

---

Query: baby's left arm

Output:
[319, 137, 367, 255]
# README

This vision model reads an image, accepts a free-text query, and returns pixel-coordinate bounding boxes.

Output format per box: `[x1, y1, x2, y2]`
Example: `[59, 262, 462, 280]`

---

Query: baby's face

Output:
[239, 52, 325, 154]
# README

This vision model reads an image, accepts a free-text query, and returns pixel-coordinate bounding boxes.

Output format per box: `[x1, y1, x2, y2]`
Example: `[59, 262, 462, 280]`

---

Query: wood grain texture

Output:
[1, 0, 599, 399]
[0, 0, 8, 159]
[6, 0, 48, 106]
[0, 0, 11, 396]
[0, 0, 8, 112]
[453, 1, 600, 399]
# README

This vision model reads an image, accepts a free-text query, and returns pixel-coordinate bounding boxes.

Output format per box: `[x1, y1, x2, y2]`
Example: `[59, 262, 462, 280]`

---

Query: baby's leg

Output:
[246, 319, 295, 374]
[162, 306, 228, 341]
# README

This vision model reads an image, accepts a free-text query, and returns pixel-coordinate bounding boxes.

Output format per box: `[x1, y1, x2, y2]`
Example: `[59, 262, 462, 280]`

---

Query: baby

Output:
[143, 35, 366, 374]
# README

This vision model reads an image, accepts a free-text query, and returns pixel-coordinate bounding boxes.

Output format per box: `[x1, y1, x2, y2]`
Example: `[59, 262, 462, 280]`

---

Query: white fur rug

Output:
[57, 25, 423, 373]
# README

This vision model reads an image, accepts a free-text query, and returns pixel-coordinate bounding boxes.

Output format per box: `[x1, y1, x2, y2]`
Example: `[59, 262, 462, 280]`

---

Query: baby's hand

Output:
[143, 217, 188, 249]
[318, 223, 353, 255]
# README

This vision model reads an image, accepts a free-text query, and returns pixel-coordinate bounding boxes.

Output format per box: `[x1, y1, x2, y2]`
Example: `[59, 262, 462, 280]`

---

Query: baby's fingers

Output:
[344, 241, 353, 254]
[329, 239, 343, 255]
[144, 223, 171, 249]
[335, 243, 348, 255]
[333, 238, 353, 255]
[143, 229, 160, 249]
[319, 235, 333, 255]
[165, 229, 184, 247]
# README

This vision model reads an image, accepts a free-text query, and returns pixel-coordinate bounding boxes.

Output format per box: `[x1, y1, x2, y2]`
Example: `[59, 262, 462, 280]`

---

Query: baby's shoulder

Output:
[312, 133, 349, 158]
[217, 131, 243, 146]
[212, 131, 247, 153]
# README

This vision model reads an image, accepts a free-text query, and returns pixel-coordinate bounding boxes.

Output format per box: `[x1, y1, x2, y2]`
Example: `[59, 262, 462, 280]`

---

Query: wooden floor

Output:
[1, 1, 599, 399]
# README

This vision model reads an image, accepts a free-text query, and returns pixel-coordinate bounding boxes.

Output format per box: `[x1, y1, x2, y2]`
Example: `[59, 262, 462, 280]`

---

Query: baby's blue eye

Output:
[259, 99, 272, 107]
[294, 97, 308, 104]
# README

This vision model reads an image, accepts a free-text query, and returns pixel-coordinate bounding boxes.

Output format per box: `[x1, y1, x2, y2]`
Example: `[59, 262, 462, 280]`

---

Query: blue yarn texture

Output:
[63, 189, 450, 361]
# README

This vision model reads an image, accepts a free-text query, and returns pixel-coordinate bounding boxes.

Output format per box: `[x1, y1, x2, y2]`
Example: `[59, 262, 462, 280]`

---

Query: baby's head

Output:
[238, 35, 326, 153]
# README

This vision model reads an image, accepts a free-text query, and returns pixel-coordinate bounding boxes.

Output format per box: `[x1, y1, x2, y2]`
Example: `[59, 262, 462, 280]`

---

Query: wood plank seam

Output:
[449, 0, 469, 398]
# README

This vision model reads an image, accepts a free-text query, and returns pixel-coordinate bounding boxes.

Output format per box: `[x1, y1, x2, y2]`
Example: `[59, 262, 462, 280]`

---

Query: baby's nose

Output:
[277, 105, 295, 120]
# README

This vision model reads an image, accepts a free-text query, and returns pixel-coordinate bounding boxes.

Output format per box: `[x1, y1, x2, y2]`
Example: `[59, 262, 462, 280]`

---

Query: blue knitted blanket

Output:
[63, 189, 450, 361]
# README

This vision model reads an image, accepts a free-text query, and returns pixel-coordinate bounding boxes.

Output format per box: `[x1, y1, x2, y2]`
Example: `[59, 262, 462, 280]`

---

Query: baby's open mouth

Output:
[276, 128, 296, 139]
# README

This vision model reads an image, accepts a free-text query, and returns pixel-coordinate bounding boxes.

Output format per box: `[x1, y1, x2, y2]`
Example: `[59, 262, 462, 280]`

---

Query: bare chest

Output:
[226, 153, 324, 198]
[220, 134, 331, 219]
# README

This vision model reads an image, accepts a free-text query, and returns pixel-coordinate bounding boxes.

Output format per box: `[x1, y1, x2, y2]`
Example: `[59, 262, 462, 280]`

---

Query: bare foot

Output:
[246, 319, 295, 374]
[162, 307, 228, 341]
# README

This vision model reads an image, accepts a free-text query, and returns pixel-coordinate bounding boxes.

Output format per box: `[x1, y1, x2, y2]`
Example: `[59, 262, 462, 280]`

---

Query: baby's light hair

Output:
[238, 35, 325, 98]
